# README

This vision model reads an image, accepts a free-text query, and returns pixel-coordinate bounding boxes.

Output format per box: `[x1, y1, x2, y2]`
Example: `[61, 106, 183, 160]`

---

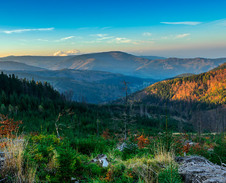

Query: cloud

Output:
[115, 37, 131, 43]
[161, 33, 190, 40]
[94, 34, 108, 37]
[143, 32, 152, 36]
[3, 27, 54, 34]
[60, 36, 75, 41]
[175, 33, 190, 39]
[53, 49, 80, 56]
[95, 34, 114, 40]
[90, 34, 114, 41]
[161, 22, 201, 25]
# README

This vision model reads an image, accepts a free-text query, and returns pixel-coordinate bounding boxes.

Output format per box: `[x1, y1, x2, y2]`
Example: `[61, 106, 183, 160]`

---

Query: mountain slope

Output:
[1, 51, 225, 79]
[0, 61, 46, 71]
[3, 69, 155, 104]
[123, 63, 226, 132]
[130, 63, 226, 105]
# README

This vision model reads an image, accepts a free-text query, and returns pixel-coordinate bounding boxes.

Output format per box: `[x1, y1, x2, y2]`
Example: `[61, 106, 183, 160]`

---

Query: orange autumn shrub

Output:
[137, 135, 149, 149]
[0, 114, 22, 137]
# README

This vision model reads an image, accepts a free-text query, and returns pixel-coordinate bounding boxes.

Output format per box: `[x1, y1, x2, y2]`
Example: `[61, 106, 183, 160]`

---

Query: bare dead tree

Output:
[111, 104, 136, 141]
[123, 80, 130, 105]
[55, 108, 75, 138]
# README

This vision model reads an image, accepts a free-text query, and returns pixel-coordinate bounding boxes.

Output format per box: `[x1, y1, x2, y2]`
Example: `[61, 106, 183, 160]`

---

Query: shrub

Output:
[158, 164, 182, 183]
[71, 137, 115, 155]
[121, 142, 138, 160]
[24, 134, 62, 181]
[56, 141, 77, 182]
[0, 114, 22, 137]
[137, 135, 149, 149]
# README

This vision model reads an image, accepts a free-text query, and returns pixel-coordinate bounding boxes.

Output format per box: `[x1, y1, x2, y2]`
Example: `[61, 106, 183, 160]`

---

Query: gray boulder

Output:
[175, 156, 226, 183]
[91, 154, 109, 167]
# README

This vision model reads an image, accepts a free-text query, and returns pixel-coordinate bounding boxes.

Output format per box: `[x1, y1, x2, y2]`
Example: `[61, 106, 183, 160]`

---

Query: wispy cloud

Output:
[115, 37, 131, 43]
[93, 34, 108, 37]
[204, 19, 226, 26]
[54, 36, 82, 42]
[175, 33, 190, 39]
[2, 27, 54, 34]
[143, 32, 152, 36]
[161, 33, 191, 40]
[161, 21, 201, 25]
[53, 49, 80, 56]
[91, 34, 114, 41]
[60, 36, 75, 41]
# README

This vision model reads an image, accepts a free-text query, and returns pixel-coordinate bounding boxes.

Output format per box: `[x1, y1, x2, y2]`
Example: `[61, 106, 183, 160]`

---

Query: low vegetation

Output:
[0, 115, 225, 182]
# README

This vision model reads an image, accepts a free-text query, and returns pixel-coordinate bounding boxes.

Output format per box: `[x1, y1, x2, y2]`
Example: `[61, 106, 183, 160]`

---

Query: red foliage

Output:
[137, 135, 149, 149]
[0, 114, 22, 137]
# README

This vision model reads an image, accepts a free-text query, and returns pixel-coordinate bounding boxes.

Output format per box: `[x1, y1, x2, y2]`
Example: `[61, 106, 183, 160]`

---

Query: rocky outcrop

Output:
[175, 156, 226, 183]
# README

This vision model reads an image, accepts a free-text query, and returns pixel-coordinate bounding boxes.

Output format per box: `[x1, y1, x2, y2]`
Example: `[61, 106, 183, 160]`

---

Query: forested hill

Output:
[125, 63, 226, 132]
[130, 63, 226, 106]
[0, 72, 63, 111]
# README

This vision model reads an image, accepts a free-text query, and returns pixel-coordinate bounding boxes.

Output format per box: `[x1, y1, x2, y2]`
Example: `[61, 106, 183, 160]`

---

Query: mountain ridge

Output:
[1, 51, 226, 79]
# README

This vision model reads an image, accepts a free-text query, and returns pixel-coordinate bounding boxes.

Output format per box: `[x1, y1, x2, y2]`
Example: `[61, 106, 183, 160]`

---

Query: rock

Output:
[91, 154, 109, 167]
[117, 142, 138, 151]
[117, 142, 127, 151]
[175, 156, 226, 183]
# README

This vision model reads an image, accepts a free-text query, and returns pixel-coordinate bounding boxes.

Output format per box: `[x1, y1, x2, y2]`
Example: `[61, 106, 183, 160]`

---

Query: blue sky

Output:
[0, 0, 226, 57]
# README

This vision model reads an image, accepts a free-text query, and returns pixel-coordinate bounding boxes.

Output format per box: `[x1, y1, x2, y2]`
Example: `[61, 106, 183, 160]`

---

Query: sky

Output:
[0, 0, 226, 58]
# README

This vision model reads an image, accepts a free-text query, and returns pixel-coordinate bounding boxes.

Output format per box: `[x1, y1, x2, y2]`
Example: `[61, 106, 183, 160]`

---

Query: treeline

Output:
[0, 72, 64, 111]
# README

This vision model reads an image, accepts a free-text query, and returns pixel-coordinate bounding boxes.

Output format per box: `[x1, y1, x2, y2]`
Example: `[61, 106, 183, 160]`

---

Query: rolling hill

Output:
[1, 51, 226, 79]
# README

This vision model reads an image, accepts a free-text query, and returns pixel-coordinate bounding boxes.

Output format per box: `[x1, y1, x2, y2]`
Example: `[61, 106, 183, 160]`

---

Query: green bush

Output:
[71, 137, 116, 155]
[56, 141, 78, 182]
[158, 165, 182, 183]
[121, 142, 138, 160]
[24, 134, 62, 180]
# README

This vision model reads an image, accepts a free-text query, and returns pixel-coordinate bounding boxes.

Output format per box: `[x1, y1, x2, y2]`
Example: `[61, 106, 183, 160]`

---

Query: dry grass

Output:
[0, 136, 37, 183]
[123, 144, 175, 183]
[153, 143, 175, 165]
